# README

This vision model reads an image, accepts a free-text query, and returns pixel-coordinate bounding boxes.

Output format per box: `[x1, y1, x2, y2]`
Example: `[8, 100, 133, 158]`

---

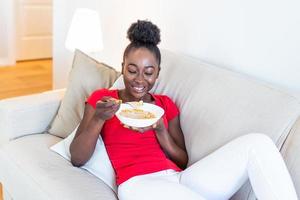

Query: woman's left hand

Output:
[122, 117, 166, 133]
[152, 118, 166, 133]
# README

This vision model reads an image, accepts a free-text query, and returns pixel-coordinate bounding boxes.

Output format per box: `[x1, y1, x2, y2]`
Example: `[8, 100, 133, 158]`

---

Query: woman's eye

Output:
[145, 72, 153, 76]
[128, 70, 136, 74]
[145, 70, 154, 76]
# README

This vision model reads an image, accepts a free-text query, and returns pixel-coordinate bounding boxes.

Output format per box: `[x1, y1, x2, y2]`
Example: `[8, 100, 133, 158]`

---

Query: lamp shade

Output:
[65, 8, 103, 53]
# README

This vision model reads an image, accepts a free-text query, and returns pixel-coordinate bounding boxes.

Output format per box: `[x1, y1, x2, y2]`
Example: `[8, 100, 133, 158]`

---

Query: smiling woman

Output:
[69, 19, 188, 190]
[69, 20, 298, 200]
[119, 20, 161, 103]
[120, 48, 159, 102]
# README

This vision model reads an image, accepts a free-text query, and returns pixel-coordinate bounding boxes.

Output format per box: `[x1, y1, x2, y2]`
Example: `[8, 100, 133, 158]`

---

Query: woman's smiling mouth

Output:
[132, 85, 146, 93]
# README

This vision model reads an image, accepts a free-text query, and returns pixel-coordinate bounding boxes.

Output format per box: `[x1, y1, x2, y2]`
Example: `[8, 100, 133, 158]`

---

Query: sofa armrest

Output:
[0, 89, 66, 145]
[281, 116, 300, 197]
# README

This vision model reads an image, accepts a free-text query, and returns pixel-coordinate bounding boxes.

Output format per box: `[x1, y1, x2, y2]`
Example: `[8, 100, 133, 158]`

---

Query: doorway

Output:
[0, 0, 53, 99]
[16, 0, 52, 61]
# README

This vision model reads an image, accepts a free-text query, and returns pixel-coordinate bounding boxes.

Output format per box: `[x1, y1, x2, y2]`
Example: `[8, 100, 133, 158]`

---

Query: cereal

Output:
[119, 108, 156, 119]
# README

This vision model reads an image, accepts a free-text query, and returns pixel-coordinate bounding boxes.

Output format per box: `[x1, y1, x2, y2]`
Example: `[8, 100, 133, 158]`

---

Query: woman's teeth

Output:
[133, 86, 145, 92]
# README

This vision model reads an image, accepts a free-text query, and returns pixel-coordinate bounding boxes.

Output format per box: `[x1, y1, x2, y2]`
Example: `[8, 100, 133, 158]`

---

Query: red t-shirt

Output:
[86, 89, 182, 185]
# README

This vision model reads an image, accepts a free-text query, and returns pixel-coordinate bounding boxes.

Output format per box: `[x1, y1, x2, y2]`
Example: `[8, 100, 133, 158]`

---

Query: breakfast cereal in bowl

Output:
[116, 102, 164, 128]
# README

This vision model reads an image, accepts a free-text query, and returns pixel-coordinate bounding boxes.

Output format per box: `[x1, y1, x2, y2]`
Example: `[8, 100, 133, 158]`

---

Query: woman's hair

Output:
[123, 20, 161, 66]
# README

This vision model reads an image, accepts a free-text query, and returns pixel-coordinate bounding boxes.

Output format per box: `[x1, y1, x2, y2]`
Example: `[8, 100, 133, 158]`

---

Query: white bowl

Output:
[115, 103, 165, 128]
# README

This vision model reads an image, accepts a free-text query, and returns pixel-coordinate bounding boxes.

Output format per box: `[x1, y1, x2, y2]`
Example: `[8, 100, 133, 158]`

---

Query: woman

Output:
[70, 20, 298, 200]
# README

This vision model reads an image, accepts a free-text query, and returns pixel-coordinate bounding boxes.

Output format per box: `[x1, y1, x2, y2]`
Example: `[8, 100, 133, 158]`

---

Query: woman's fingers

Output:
[94, 97, 121, 121]
[97, 97, 121, 108]
[122, 125, 154, 133]
[138, 127, 146, 133]
[122, 124, 142, 132]
[123, 124, 130, 129]
[152, 123, 157, 129]
[96, 99, 121, 112]
[103, 97, 122, 105]
[96, 100, 115, 108]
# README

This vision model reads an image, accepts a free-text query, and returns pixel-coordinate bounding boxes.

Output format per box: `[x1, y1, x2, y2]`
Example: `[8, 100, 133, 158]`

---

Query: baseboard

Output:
[0, 58, 16, 67]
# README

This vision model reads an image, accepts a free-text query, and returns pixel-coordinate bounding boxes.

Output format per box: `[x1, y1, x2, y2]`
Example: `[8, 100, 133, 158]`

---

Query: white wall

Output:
[53, 0, 300, 97]
[0, 0, 16, 66]
[53, 0, 100, 88]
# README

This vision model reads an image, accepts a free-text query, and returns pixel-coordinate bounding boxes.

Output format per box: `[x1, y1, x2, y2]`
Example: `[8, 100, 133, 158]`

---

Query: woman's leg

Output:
[118, 170, 206, 200]
[179, 133, 298, 200]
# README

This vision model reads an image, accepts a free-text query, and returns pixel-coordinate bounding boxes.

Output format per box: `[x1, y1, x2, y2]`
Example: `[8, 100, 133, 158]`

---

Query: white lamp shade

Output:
[65, 8, 103, 53]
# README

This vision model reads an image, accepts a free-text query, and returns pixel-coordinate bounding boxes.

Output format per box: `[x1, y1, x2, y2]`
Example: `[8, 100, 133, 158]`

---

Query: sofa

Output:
[0, 49, 300, 200]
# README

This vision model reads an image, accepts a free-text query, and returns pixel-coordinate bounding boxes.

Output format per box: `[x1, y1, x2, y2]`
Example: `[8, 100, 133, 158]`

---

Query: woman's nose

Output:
[134, 73, 144, 82]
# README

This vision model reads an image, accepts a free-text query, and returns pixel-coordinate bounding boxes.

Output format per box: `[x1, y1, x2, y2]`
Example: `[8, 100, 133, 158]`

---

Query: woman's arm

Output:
[70, 97, 120, 167]
[69, 104, 104, 167]
[154, 116, 188, 169]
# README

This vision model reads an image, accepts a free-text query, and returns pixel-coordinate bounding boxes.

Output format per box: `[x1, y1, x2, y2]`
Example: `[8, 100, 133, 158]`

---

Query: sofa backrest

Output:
[153, 49, 300, 166]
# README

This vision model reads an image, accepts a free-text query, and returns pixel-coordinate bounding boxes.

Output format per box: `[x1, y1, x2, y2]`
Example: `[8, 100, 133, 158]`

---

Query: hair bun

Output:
[127, 20, 161, 45]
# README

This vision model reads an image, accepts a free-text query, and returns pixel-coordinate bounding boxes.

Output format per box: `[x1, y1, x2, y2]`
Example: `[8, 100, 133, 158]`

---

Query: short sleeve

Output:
[163, 96, 180, 121]
[86, 88, 110, 109]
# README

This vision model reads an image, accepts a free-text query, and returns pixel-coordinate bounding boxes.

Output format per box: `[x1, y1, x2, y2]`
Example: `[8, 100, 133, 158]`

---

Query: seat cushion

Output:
[0, 133, 117, 200]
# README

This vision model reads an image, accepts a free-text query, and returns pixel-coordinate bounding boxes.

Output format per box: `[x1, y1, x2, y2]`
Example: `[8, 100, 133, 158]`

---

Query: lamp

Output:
[65, 8, 103, 53]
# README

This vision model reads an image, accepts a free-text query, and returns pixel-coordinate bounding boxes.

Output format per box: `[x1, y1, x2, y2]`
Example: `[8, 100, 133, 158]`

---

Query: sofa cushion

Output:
[154, 50, 300, 165]
[50, 126, 117, 192]
[48, 50, 120, 138]
[152, 50, 300, 199]
[0, 133, 117, 200]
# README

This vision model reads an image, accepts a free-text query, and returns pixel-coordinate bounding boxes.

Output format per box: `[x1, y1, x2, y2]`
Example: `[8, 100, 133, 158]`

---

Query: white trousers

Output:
[118, 134, 298, 200]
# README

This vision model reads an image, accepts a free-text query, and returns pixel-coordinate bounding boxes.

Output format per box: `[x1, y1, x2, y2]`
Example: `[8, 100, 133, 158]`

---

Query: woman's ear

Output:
[121, 62, 124, 74]
[156, 66, 161, 78]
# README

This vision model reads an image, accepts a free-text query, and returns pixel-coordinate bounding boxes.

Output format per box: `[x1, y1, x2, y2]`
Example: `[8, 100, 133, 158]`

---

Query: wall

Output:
[53, 0, 100, 88]
[53, 0, 300, 97]
[0, 2, 6, 59]
[0, 0, 15, 66]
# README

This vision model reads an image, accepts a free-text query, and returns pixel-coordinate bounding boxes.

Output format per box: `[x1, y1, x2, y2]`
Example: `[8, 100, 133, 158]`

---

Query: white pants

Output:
[118, 134, 298, 200]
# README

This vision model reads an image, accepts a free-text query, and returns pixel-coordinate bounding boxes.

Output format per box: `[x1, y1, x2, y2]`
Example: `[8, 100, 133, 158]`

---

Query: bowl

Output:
[115, 102, 165, 128]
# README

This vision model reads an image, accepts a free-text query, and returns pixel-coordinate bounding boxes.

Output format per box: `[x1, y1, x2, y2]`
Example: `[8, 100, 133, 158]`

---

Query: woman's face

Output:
[122, 47, 159, 101]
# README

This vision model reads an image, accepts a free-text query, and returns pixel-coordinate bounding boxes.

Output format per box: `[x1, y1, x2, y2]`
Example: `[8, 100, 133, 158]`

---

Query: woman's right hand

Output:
[94, 96, 121, 121]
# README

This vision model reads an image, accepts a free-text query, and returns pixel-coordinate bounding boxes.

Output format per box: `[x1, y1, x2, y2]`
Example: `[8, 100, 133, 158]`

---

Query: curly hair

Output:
[123, 20, 161, 66]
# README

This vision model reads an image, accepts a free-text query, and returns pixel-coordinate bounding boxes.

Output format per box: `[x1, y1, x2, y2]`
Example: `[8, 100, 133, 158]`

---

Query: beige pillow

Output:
[48, 50, 121, 138]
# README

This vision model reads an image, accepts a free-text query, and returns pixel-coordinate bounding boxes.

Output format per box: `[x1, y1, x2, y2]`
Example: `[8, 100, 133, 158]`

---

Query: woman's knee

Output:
[238, 133, 277, 150]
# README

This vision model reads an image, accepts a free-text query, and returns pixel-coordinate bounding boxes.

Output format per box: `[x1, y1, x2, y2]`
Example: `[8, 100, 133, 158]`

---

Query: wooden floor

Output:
[0, 182, 2, 200]
[0, 59, 52, 100]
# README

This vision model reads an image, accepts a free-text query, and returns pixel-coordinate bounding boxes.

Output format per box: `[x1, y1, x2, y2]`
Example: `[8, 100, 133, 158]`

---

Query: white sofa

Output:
[1, 50, 300, 200]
